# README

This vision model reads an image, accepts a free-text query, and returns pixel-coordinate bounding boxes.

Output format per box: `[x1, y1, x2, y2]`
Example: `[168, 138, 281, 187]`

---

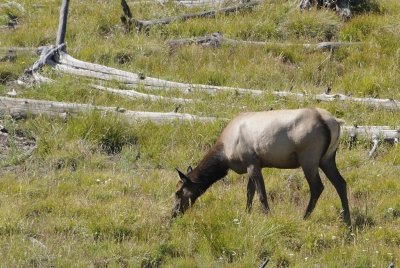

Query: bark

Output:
[0, 96, 215, 123]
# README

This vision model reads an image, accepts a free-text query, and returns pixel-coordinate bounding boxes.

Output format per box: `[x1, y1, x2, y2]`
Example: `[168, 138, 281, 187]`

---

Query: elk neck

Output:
[189, 143, 229, 195]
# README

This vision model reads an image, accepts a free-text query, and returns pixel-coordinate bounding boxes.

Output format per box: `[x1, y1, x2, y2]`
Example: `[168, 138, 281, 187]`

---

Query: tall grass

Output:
[1, 0, 399, 266]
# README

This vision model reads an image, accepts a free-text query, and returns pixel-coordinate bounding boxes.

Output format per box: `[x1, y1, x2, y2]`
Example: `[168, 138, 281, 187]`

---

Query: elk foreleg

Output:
[247, 165, 269, 213]
[246, 177, 256, 212]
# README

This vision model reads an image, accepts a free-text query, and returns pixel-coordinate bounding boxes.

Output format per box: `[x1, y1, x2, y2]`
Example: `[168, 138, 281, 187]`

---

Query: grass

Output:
[1, 0, 400, 267]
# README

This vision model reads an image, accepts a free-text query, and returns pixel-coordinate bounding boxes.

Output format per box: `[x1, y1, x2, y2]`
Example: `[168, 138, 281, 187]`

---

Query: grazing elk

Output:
[172, 108, 351, 226]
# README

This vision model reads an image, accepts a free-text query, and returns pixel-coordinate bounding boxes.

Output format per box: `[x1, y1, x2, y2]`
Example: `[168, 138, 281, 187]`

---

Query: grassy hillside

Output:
[1, 0, 400, 267]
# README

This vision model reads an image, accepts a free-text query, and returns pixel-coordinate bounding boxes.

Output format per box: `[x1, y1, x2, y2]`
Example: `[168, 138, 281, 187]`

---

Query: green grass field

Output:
[1, 0, 400, 266]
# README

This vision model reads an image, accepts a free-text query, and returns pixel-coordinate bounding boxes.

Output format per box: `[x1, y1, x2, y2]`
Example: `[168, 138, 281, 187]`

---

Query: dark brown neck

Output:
[189, 143, 229, 197]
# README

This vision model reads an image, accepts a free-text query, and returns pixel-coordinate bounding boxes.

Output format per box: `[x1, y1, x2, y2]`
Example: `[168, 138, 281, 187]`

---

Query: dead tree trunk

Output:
[120, 0, 134, 33]
[56, 0, 69, 50]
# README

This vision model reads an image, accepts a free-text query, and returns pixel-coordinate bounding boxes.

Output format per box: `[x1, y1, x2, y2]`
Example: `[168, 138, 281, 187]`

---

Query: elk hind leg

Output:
[320, 153, 351, 226]
[301, 162, 324, 219]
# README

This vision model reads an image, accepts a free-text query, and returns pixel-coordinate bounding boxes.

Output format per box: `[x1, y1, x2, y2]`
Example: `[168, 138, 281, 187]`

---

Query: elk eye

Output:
[175, 190, 182, 198]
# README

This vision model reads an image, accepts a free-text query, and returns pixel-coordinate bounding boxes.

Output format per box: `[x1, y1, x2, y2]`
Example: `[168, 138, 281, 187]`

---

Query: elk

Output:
[172, 108, 351, 226]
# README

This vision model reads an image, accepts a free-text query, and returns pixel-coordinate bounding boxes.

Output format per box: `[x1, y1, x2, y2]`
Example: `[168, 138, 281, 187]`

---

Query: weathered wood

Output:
[176, 0, 230, 7]
[91, 84, 194, 103]
[24, 44, 66, 75]
[128, 0, 234, 7]
[273, 91, 400, 110]
[341, 126, 399, 141]
[341, 125, 399, 157]
[48, 51, 263, 95]
[368, 137, 380, 158]
[56, 0, 70, 49]
[131, 0, 262, 32]
[168, 32, 361, 51]
[0, 96, 215, 123]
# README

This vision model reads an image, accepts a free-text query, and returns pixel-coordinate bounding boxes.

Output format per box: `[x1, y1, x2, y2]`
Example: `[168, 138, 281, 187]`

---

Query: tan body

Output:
[221, 108, 340, 173]
[173, 108, 351, 226]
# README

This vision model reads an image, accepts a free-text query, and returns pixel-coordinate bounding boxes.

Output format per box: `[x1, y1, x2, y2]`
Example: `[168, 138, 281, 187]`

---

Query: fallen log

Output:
[90, 84, 194, 103]
[121, 0, 262, 32]
[0, 96, 215, 123]
[273, 91, 400, 110]
[168, 32, 362, 51]
[341, 125, 399, 141]
[127, 0, 235, 7]
[176, 0, 232, 7]
[341, 125, 399, 158]
[48, 51, 263, 95]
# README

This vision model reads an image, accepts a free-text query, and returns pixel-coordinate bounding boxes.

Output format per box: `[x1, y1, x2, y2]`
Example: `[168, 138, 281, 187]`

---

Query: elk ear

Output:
[176, 169, 191, 184]
[187, 166, 193, 173]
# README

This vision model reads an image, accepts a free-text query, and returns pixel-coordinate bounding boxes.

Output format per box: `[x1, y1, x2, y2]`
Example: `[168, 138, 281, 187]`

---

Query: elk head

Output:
[172, 166, 201, 218]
